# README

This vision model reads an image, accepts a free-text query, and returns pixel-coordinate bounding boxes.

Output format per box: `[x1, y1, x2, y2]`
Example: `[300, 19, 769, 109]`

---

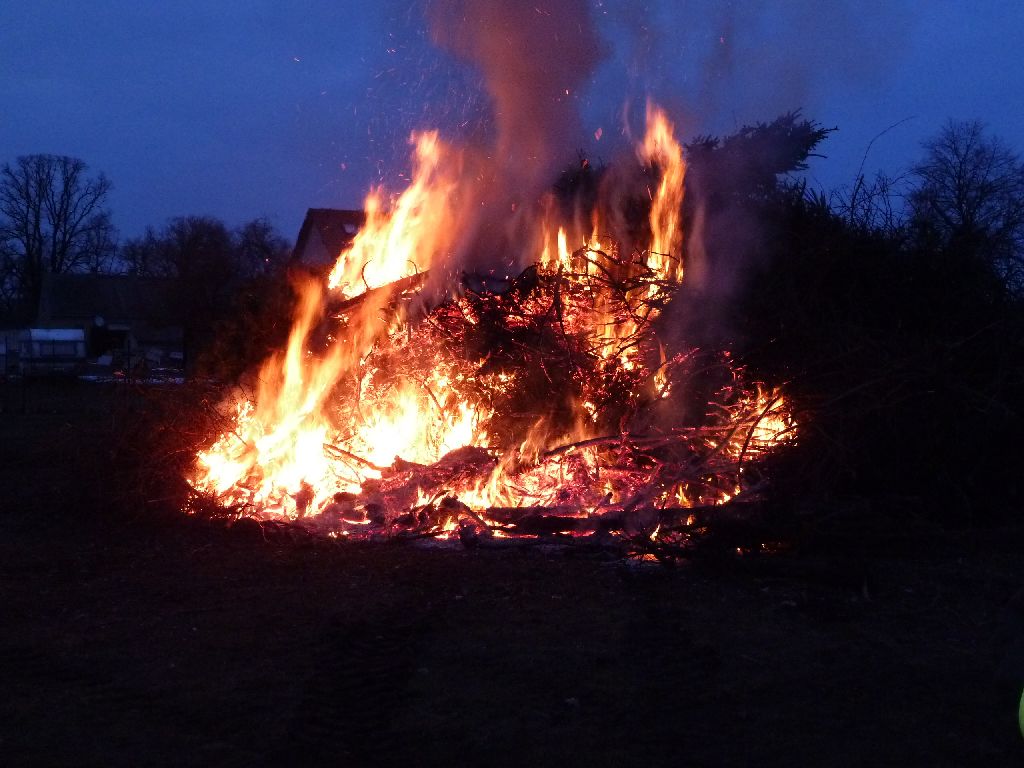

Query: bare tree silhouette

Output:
[0, 154, 115, 313]
[910, 120, 1024, 290]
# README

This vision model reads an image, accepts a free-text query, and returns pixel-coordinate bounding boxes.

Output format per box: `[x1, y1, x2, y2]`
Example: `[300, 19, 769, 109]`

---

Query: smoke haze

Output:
[379, 0, 915, 294]
[597, 0, 914, 139]
[429, 0, 605, 196]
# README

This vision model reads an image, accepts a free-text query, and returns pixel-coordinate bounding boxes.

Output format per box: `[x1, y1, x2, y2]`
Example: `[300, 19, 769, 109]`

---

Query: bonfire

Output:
[187, 103, 796, 557]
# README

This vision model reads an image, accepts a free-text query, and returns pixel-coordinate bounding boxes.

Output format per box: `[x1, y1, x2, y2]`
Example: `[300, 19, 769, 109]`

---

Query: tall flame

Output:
[639, 101, 686, 283]
[327, 131, 462, 297]
[195, 130, 478, 515]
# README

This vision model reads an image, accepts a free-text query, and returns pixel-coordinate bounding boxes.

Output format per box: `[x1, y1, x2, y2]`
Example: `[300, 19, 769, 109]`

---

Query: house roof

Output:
[292, 208, 365, 264]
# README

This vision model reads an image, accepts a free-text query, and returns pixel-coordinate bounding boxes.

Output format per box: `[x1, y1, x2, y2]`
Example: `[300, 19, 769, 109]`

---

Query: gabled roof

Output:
[292, 208, 365, 264]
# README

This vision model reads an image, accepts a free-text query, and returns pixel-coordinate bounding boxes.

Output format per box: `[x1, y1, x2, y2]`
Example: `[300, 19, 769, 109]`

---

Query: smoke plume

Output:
[424, 0, 606, 276]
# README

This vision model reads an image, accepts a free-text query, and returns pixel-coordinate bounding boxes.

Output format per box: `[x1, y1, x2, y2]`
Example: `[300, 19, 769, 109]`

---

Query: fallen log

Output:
[327, 271, 429, 316]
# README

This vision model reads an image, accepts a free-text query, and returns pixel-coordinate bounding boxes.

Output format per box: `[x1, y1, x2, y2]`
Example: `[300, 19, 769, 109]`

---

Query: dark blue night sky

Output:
[2, 1, 1021, 241]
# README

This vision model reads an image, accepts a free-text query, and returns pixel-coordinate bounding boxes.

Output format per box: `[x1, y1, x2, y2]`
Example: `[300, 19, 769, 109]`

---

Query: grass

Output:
[0, 381, 1022, 766]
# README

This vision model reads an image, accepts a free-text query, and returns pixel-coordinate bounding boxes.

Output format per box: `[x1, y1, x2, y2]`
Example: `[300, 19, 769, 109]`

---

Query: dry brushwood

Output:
[187, 244, 796, 561]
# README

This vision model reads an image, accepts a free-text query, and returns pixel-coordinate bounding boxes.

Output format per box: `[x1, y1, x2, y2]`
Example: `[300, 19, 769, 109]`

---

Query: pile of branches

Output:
[206, 241, 799, 558]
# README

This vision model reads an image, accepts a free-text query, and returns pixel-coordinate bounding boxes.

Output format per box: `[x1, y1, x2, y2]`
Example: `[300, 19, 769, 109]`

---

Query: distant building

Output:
[291, 208, 365, 270]
[32, 272, 184, 374]
[16, 328, 87, 375]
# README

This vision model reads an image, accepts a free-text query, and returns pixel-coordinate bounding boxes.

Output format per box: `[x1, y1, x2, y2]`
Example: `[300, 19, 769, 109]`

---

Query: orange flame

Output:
[328, 131, 463, 296]
[639, 101, 686, 283]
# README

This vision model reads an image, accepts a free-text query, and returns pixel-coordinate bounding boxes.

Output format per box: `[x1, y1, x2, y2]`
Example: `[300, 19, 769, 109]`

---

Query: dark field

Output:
[2, 380, 1023, 766]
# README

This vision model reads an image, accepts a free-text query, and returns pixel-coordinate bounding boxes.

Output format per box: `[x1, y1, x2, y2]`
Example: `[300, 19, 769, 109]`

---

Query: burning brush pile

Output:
[187, 105, 796, 557]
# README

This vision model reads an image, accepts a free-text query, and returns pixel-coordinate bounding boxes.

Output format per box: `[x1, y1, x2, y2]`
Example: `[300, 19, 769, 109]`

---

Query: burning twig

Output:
[322, 443, 388, 473]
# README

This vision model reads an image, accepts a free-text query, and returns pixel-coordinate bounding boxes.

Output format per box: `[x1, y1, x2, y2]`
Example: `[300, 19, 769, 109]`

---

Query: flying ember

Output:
[188, 103, 796, 549]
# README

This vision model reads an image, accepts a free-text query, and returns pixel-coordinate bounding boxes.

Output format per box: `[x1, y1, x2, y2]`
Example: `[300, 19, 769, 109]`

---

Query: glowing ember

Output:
[189, 102, 797, 546]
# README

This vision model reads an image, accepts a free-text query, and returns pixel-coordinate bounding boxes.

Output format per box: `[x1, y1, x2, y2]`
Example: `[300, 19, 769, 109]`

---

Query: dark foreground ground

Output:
[2, 381, 1024, 766]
